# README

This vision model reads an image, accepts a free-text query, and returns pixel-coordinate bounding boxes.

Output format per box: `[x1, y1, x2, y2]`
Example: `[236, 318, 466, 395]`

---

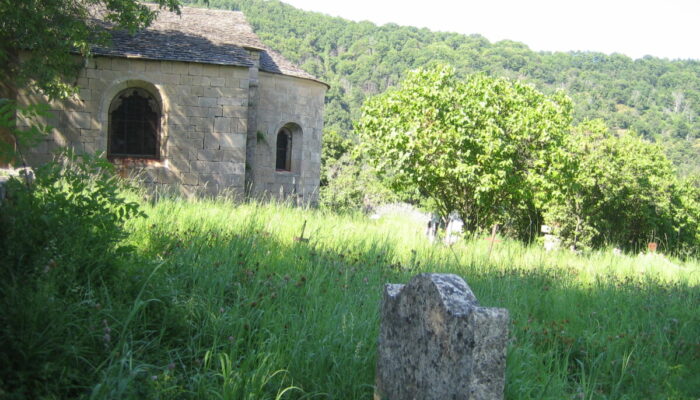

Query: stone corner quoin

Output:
[11, 5, 327, 202]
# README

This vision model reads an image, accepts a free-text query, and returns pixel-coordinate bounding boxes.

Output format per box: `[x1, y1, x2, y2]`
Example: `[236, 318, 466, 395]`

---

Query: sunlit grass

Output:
[5, 192, 697, 399]
[110, 197, 700, 399]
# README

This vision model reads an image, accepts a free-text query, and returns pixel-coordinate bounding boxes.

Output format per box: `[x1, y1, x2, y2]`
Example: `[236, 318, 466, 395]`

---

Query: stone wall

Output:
[16, 55, 251, 197]
[249, 71, 326, 203]
[14, 52, 326, 200]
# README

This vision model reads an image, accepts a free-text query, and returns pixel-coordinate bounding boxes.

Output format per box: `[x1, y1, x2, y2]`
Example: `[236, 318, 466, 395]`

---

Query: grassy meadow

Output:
[3, 194, 700, 399]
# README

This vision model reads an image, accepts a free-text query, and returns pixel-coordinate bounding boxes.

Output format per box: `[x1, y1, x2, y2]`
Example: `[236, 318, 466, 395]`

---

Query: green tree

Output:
[0, 0, 181, 164]
[544, 120, 700, 254]
[196, 0, 700, 179]
[0, 0, 180, 99]
[358, 64, 572, 236]
[319, 153, 398, 213]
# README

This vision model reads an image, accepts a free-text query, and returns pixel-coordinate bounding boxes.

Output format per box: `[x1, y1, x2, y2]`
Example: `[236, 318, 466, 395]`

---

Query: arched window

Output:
[108, 88, 160, 159]
[276, 128, 292, 171]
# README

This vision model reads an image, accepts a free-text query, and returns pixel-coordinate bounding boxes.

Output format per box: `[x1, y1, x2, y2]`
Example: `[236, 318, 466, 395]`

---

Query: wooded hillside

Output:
[183, 0, 700, 177]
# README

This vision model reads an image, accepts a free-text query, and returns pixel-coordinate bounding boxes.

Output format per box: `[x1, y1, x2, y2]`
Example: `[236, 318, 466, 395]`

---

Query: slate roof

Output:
[90, 5, 322, 83]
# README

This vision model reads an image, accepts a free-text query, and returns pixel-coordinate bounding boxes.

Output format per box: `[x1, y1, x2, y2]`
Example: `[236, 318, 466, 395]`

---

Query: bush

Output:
[0, 150, 144, 397]
[320, 153, 399, 213]
[544, 121, 700, 255]
[0, 150, 142, 285]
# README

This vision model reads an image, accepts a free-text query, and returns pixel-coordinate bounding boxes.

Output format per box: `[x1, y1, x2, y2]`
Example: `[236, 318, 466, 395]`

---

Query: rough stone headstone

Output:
[444, 215, 464, 245]
[375, 273, 509, 400]
[425, 214, 441, 243]
[543, 234, 560, 252]
[425, 220, 438, 243]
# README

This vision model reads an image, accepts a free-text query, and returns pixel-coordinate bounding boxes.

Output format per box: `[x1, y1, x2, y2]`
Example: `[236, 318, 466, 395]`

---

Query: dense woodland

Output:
[185, 0, 700, 178]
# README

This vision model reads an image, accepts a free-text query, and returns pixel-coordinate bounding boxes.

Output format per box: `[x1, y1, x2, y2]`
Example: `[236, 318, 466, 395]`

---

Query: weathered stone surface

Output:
[375, 273, 509, 400]
[13, 7, 326, 201]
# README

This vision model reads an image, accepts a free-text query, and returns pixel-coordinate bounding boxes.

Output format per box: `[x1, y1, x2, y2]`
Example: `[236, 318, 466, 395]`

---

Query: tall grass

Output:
[121, 197, 700, 399]
[3, 192, 699, 398]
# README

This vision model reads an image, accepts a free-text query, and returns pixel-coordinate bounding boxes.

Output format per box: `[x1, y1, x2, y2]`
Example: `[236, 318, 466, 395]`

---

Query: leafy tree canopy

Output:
[545, 120, 700, 253]
[181, 0, 700, 178]
[0, 0, 180, 99]
[358, 64, 572, 234]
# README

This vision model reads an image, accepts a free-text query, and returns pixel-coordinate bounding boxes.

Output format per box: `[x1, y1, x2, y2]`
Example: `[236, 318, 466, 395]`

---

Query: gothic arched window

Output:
[108, 88, 160, 159]
[276, 128, 292, 171]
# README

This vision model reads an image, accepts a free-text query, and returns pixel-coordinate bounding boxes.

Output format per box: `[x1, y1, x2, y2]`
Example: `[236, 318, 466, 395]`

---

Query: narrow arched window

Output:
[108, 88, 160, 159]
[276, 128, 292, 171]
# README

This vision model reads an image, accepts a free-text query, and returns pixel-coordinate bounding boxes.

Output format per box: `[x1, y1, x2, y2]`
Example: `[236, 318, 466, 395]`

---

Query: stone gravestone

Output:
[444, 214, 464, 245]
[375, 274, 509, 400]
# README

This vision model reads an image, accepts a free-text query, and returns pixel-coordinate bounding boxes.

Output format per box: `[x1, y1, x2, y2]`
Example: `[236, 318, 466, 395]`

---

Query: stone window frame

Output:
[274, 122, 303, 174]
[98, 77, 169, 163]
[108, 87, 161, 159]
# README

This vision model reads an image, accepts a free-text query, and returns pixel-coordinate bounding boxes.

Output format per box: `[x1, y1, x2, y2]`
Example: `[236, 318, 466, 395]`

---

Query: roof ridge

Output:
[89, 4, 324, 84]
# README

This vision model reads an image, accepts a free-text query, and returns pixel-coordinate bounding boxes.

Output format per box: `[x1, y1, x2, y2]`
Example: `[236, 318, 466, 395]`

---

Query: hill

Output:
[181, 0, 700, 177]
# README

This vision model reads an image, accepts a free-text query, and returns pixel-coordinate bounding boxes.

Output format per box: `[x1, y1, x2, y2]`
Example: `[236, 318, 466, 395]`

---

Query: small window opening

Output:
[109, 88, 160, 159]
[276, 129, 292, 171]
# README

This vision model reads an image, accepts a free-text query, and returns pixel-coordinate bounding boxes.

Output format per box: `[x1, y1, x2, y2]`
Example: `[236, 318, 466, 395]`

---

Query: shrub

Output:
[544, 120, 700, 255]
[0, 150, 144, 397]
[0, 149, 143, 286]
[320, 153, 399, 213]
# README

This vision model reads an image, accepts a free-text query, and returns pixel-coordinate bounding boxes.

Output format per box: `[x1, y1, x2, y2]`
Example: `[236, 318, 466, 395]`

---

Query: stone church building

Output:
[15, 6, 327, 201]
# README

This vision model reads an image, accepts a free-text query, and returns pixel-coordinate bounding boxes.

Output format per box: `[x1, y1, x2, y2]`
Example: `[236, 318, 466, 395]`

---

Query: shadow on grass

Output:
[5, 202, 697, 399]
[129, 220, 700, 400]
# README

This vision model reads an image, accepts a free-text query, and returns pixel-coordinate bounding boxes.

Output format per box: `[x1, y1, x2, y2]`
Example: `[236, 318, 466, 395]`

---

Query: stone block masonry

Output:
[249, 72, 326, 203]
[15, 56, 253, 197]
[375, 273, 509, 400]
[11, 5, 328, 200]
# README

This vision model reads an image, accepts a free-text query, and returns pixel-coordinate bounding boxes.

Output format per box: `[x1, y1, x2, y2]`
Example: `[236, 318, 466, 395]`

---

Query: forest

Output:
[183, 0, 700, 179]
[174, 0, 700, 254]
